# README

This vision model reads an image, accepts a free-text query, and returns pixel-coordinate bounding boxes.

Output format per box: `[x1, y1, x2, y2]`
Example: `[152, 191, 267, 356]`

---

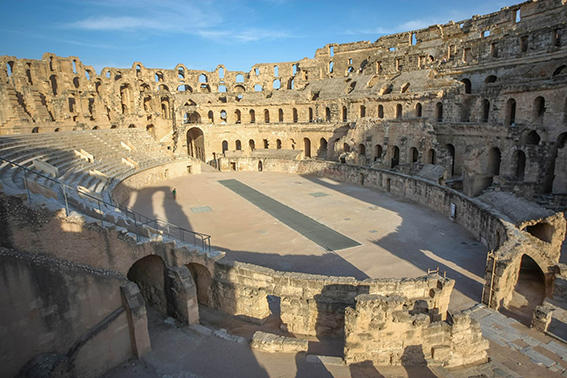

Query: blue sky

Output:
[0, 0, 520, 73]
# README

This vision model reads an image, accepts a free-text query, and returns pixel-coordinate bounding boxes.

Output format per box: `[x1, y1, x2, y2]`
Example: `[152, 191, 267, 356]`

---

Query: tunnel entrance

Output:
[187, 263, 212, 306]
[127, 255, 167, 314]
[187, 127, 205, 161]
[503, 255, 546, 326]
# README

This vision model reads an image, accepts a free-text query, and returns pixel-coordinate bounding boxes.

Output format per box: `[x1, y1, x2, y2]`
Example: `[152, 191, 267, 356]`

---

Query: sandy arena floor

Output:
[123, 171, 487, 311]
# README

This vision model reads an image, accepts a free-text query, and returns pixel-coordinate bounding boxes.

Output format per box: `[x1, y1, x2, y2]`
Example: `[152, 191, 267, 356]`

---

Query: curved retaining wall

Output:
[219, 157, 565, 310]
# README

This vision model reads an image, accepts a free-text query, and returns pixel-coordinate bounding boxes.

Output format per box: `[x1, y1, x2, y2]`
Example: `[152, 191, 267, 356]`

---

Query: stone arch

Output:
[391, 146, 400, 168]
[505, 98, 516, 126]
[446, 144, 456, 176]
[410, 147, 419, 163]
[513, 149, 526, 180]
[374, 144, 383, 161]
[249, 139, 255, 151]
[304, 137, 311, 158]
[186, 263, 212, 306]
[249, 109, 256, 123]
[427, 149, 436, 164]
[521, 130, 540, 145]
[435, 102, 443, 122]
[222, 140, 228, 153]
[487, 147, 501, 176]
[415, 103, 422, 118]
[278, 108, 284, 123]
[318, 138, 328, 159]
[127, 255, 167, 313]
[187, 127, 205, 161]
[506, 254, 546, 325]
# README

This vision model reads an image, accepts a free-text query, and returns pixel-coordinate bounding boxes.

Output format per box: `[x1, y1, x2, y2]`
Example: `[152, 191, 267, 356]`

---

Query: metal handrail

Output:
[0, 156, 211, 252]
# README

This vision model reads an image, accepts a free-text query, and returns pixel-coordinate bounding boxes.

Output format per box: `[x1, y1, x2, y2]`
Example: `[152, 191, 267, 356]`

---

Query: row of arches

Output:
[220, 136, 328, 159]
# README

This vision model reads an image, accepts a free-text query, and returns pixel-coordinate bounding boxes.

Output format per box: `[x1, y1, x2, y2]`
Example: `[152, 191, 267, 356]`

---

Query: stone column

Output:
[166, 265, 199, 325]
[120, 282, 151, 359]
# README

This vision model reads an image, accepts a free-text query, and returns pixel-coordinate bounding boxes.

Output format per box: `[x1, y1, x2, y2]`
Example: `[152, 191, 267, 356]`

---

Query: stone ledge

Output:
[250, 331, 308, 353]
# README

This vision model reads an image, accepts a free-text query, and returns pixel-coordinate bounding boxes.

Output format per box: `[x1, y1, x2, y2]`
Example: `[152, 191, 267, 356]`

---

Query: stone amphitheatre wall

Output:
[0, 192, 454, 338]
[1, 0, 566, 201]
[0, 248, 149, 378]
[219, 157, 566, 310]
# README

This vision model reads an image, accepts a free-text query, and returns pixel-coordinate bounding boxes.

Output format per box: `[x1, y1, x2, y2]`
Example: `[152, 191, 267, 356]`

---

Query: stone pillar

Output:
[531, 305, 553, 332]
[120, 282, 151, 359]
[166, 265, 199, 325]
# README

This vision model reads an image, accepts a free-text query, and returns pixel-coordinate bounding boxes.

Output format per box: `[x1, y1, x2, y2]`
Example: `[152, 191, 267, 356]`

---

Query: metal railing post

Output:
[61, 184, 70, 217]
[23, 169, 31, 205]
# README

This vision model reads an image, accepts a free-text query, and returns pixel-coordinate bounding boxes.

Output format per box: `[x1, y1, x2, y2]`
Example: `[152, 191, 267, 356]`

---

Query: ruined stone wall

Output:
[344, 294, 488, 367]
[0, 192, 454, 338]
[0, 248, 133, 378]
[1, 1, 565, 199]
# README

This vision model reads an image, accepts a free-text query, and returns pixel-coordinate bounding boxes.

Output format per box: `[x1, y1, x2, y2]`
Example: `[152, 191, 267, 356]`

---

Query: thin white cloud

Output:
[62, 0, 294, 43]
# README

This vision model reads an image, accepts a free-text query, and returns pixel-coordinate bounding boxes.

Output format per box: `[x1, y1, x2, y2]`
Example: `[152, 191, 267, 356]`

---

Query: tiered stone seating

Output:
[0, 129, 173, 200]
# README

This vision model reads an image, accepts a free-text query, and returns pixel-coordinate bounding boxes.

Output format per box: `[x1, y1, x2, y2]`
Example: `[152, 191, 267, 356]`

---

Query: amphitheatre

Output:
[1, 0, 567, 376]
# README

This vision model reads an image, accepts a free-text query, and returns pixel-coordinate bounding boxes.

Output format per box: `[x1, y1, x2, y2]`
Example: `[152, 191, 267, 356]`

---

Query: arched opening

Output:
[186, 111, 201, 124]
[481, 99, 490, 122]
[525, 222, 554, 243]
[359, 144, 366, 156]
[128, 124, 136, 129]
[374, 144, 383, 161]
[249, 139, 255, 151]
[415, 103, 422, 118]
[186, 263, 212, 306]
[258, 161, 263, 172]
[395, 104, 402, 119]
[127, 255, 167, 313]
[521, 130, 540, 145]
[304, 138, 311, 158]
[318, 138, 328, 159]
[222, 140, 228, 154]
[485, 75, 497, 84]
[446, 144, 455, 176]
[187, 127, 205, 161]
[31, 127, 39, 134]
[427, 149, 436, 164]
[410, 147, 419, 163]
[207, 110, 214, 124]
[278, 108, 284, 122]
[263, 139, 269, 149]
[49, 75, 57, 96]
[505, 98, 516, 126]
[276, 139, 282, 149]
[513, 150, 526, 180]
[391, 146, 400, 168]
[435, 102, 443, 122]
[487, 147, 501, 176]
[378, 105, 384, 119]
[249, 109, 256, 123]
[461, 78, 472, 94]
[292, 108, 298, 123]
[360, 105, 366, 118]
[342, 106, 347, 122]
[235, 140, 242, 151]
[309, 108, 314, 122]
[533, 96, 545, 121]
[220, 110, 227, 123]
[505, 255, 546, 326]
[344, 143, 351, 153]
[264, 109, 270, 123]
[325, 107, 331, 122]
[235, 109, 241, 124]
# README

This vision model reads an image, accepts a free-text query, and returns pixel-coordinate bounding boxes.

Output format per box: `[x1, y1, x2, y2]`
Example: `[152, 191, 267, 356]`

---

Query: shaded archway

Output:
[187, 127, 205, 161]
[446, 144, 455, 176]
[186, 263, 212, 306]
[503, 255, 546, 326]
[317, 138, 327, 159]
[304, 137, 311, 158]
[127, 255, 167, 313]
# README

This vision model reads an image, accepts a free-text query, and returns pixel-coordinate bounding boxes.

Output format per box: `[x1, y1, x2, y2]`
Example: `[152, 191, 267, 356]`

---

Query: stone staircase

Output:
[0, 129, 174, 201]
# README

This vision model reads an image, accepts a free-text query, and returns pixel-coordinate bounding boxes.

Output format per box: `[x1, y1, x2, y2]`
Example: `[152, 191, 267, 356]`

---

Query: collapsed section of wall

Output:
[344, 294, 488, 367]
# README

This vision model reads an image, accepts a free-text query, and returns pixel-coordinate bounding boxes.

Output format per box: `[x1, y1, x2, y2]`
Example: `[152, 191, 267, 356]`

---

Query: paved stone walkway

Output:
[467, 304, 567, 376]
